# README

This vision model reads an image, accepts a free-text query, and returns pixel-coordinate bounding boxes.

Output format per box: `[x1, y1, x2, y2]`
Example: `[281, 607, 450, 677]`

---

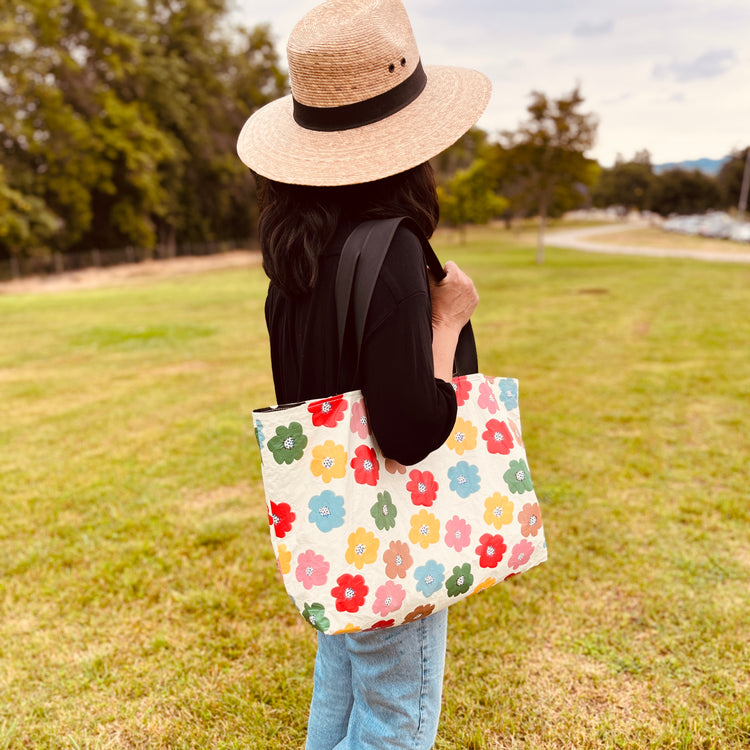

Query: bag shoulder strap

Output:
[335, 217, 478, 378]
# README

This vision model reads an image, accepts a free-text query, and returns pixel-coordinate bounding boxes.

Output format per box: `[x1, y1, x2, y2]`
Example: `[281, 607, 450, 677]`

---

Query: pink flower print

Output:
[295, 550, 330, 590]
[508, 539, 535, 571]
[445, 515, 472, 552]
[350, 399, 370, 439]
[451, 375, 473, 406]
[478, 379, 500, 414]
[372, 581, 406, 617]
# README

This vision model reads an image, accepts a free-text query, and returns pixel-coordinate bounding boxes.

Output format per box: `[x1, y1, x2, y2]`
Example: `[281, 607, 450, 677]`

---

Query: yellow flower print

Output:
[345, 527, 380, 569]
[408, 509, 441, 549]
[310, 440, 347, 483]
[483, 493, 514, 529]
[333, 623, 361, 635]
[277, 543, 292, 575]
[471, 576, 497, 596]
[446, 417, 477, 455]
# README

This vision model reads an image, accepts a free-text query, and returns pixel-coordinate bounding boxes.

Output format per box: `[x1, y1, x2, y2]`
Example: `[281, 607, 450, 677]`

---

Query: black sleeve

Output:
[359, 227, 458, 465]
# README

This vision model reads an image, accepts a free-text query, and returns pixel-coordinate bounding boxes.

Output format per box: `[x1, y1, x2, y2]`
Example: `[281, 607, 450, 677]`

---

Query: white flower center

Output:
[487, 546, 495, 556]
[424, 574, 434, 585]
[322, 402, 332, 413]
[494, 432, 502, 442]
[305, 566, 313, 577]
[271, 514, 279, 524]
[455, 432, 464, 443]
[309, 614, 317, 625]
[384, 596, 392, 607]
[381, 504, 389, 516]
[419, 524, 429, 536]
[529, 514, 537, 525]
[319, 505, 330, 517]
[493, 506, 503, 517]
[355, 543, 366, 556]
[457, 475, 466, 485]
[516, 470, 526, 481]
[283, 437, 295, 450]
[395, 554, 403, 566]
[363, 460, 373, 472]
[360, 416, 367, 426]
[417, 482, 426, 493]
[323, 457, 334, 469]
[456, 575, 465, 586]
[344, 587, 355, 599]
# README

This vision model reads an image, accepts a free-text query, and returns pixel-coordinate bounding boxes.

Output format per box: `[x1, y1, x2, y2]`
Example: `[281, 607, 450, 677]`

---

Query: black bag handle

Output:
[335, 217, 478, 382]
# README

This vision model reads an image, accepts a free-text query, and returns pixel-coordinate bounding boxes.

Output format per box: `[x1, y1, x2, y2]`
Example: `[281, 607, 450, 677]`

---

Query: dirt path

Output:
[546, 222, 750, 263]
[0, 250, 262, 295]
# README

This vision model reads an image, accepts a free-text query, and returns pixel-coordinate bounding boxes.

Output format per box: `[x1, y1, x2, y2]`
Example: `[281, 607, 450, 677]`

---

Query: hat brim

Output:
[237, 66, 491, 186]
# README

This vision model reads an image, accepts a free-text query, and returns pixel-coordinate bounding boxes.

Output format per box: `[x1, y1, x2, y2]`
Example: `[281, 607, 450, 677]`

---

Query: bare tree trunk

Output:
[536, 202, 547, 264]
[738, 149, 750, 222]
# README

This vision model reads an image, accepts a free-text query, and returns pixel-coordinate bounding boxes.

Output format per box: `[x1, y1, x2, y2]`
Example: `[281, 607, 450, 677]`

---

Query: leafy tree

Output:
[437, 158, 508, 242]
[0, 0, 285, 261]
[716, 147, 750, 211]
[593, 151, 655, 212]
[431, 127, 489, 186]
[497, 87, 598, 263]
[650, 169, 720, 216]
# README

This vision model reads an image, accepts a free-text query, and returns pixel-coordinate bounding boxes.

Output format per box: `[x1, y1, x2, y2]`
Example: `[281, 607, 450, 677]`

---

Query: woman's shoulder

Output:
[376, 223, 430, 301]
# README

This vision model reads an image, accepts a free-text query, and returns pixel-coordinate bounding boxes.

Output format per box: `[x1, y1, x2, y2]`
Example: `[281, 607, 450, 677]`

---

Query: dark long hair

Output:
[256, 162, 439, 298]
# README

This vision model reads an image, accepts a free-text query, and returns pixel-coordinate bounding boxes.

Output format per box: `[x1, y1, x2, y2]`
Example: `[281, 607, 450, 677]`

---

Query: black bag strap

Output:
[335, 217, 478, 381]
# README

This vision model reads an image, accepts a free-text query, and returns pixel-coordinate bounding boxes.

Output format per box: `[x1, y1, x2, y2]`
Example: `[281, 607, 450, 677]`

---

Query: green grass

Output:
[1, 228, 749, 749]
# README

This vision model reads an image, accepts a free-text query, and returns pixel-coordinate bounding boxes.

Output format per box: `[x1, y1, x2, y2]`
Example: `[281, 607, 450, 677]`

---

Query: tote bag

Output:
[253, 219, 547, 634]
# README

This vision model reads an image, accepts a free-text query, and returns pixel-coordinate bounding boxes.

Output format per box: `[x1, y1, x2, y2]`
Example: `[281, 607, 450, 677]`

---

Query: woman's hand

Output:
[429, 261, 478, 382]
[429, 261, 478, 333]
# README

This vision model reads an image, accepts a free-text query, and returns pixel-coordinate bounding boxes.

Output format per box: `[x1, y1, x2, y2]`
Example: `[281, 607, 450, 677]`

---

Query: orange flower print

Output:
[483, 493, 514, 529]
[345, 527, 380, 569]
[446, 417, 477, 455]
[471, 577, 497, 596]
[403, 603, 435, 623]
[383, 540, 413, 579]
[310, 440, 347, 483]
[518, 502, 542, 537]
[408, 509, 440, 549]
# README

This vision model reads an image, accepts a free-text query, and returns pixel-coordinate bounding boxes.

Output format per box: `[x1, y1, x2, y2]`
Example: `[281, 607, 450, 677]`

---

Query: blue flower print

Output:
[414, 560, 445, 597]
[496, 378, 518, 410]
[308, 490, 345, 532]
[447, 461, 481, 498]
[254, 420, 265, 451]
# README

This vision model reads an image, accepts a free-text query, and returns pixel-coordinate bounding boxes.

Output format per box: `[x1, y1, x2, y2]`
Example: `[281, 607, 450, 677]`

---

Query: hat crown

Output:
[288, 0, 421, 107]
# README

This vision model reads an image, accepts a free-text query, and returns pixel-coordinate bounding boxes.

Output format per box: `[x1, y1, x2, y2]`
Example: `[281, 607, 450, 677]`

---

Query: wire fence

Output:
[0, 238, 257, 282]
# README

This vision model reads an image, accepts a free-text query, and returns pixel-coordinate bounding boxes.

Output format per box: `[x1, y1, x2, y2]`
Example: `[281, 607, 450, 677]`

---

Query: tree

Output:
[437, 159, 508, 242]
[498, 87, 598, 263]
[593, 151, 655, 212]
[0, 0, 286, 261]
[650, 169, 720, 216]
[716, 147, 750, 212]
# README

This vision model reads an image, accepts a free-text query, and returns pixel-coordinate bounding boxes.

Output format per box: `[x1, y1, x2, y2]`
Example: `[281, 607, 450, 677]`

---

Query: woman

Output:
[238, 1, 490, 747]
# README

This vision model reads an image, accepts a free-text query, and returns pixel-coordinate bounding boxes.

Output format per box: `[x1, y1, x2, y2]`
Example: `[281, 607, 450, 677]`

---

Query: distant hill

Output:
[653, 156, 730, 175]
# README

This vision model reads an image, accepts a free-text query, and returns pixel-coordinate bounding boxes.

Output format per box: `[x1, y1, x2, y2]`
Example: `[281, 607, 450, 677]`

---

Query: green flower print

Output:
[267, 422, 308, 465]
[446, 563, 474, 598]
[302, 602, 330, 633]
[503, 459, 533, 494]
[370, 491, 398, 531]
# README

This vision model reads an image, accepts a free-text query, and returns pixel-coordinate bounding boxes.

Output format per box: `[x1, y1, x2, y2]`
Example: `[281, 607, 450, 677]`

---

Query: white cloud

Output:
[653, 49, 738, 82]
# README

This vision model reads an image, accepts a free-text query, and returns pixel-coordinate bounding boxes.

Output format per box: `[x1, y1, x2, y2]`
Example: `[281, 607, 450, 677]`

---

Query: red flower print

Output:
[482, 419, 514, 455]
[478, 379, 500, 414]
[367, 619, 395, 630]
[451, 376, 473, 406]
[331, 573, 369, 613]
[351, 445, 380, 486]
[268, 501, 295, 538]
[308, 395, 347, 428]
[475, 532, 507, 568]
[406, 469, 438, 506]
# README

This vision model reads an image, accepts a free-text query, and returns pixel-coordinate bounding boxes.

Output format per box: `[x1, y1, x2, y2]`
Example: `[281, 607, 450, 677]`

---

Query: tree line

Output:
[0, 0, 285, 264]
[2, 2, 748, 268]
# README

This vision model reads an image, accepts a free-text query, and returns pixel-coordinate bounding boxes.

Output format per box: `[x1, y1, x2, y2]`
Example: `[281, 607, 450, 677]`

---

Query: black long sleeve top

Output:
[264, 219, 458, 465]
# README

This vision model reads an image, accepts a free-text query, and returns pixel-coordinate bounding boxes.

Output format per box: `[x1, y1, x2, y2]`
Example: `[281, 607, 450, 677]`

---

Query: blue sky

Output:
[230, 0, 749, 166]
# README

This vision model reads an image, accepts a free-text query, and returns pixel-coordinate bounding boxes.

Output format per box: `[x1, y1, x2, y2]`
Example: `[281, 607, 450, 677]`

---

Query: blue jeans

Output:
[305, 609, 449, 750]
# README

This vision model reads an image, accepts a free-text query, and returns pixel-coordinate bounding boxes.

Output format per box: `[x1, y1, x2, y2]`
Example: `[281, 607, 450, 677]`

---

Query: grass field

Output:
[1, 228, 749, 749]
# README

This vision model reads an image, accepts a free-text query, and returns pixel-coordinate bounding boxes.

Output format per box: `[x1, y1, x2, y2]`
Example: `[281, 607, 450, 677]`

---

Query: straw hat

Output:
[237, 0, 491, 186]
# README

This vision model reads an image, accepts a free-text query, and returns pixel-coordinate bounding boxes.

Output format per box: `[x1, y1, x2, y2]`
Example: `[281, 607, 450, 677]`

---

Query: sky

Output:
[230, 0, 749, 167]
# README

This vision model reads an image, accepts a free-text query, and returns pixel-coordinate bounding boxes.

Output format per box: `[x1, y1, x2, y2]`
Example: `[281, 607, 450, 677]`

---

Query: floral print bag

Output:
[253, 220, 547, 634]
